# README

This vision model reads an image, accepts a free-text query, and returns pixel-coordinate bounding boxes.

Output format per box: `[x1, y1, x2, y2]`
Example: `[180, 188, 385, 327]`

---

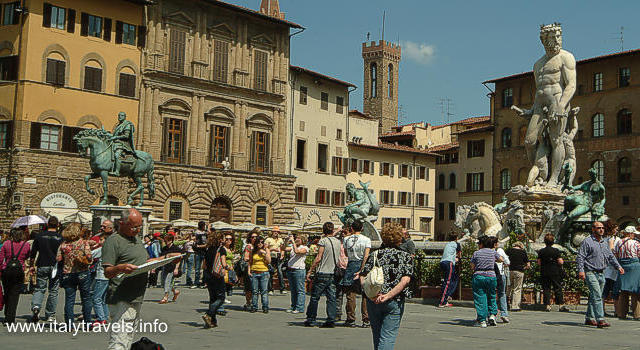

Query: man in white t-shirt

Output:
[341, 220, 371, 328]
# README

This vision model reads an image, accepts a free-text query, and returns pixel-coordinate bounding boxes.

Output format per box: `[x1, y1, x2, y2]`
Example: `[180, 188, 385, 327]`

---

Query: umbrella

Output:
[171, 219, 198, 228]
[11, 215, 47, 228]
[210, 221, 236, 230]
[235, 222, 263, 231]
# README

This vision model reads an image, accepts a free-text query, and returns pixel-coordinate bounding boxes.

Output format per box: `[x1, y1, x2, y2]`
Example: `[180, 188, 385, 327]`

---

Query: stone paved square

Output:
[1, 286, 638, 350]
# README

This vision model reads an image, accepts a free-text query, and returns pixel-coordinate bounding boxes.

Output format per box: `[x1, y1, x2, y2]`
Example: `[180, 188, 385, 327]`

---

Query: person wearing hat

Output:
[505, 241, 530, 312]
[613, 226, 640, 319]
[158, 231, 183, 304]
[265, 227, 286, 295]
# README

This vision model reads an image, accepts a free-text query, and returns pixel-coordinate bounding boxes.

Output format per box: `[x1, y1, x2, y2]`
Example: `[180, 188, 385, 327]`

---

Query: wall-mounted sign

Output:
[40, 192, 78, 209]
[23, 177, 37, 184]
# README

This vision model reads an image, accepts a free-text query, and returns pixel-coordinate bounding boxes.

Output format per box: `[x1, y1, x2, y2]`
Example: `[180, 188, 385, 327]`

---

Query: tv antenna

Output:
[381, 11, 386, 42]
[438, 98, 454, 124]
[619, 26, 624, 51]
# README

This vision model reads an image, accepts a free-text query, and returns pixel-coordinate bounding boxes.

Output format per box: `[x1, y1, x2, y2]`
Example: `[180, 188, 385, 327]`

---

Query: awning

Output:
[42, 208, 92, 225]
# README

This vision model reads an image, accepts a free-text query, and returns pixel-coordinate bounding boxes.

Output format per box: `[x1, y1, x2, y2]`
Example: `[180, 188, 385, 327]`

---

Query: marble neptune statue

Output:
[511, 23, 577, 188]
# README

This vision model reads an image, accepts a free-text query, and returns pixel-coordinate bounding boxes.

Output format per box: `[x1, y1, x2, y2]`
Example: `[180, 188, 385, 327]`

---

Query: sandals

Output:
[158, 298, 168, 304]
[172, 290, 180, 302]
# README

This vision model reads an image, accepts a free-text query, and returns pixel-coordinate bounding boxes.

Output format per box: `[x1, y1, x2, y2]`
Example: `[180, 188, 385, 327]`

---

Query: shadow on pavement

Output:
[541, 321, 586, 327]
[438, 318, 477, 327]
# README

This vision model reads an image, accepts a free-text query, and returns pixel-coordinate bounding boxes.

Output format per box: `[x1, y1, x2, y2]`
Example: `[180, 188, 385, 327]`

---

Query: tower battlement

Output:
[362, 40, 402, 58]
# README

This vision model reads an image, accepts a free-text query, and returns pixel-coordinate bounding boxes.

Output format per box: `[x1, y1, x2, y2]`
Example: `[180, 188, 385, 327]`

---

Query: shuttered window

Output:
[163, 118, 186, 163]
[294, 186, 308, 203]
[254, 50, 268, 91]
[46, 58, 65, 85]
[61, 126, 83, 153]
[169, 29, 186, 74]
[83, 66, 102, 92]
[250, 131, 270, 172]
[213, 40, 229, 83]
[118, 73, 136, 97]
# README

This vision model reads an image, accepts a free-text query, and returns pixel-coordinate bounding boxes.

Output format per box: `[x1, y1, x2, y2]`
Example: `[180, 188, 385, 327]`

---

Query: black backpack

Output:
[130, 337, 165, 350]
[3, 242, 26, 283]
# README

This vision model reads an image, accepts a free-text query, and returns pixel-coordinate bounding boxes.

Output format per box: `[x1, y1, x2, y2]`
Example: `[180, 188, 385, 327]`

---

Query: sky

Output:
[234, 0, 640, 126]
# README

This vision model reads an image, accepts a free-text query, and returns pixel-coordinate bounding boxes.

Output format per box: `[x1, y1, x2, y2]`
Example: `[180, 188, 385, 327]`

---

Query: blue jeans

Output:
[472, 274, 497, 321]
[251, 271, 270, 310]
[306, 273, 337, 323]
[367, 298, 405, 350]
[194, 253, 205, 285]
[439, 261, 458, 305]
[31, 266, 60, 318]
[585, 271, 605, 321]
[497, 274, 509, 317]
[287, 268, 306, 312]
[61, 271, 92, 324]
[182, 253, 194, 285]
[92, 279, 109, 322]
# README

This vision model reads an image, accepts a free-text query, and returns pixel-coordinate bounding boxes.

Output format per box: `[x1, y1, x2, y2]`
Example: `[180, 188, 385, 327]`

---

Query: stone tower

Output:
[362, 40, 401, 134]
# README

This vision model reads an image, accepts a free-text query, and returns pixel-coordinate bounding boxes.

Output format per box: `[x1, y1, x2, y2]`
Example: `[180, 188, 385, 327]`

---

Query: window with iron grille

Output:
[254, 50, 268, 91]
[210, 125, 229, 167]
[169, 201, 183, 221]
[593, 72, 603, 92]
[83, 66, 102, 92]
[619, 67, 630, 87]
[46, 58, 65, 85]
[336, 96, 344, 114]
[255, 205, 267, 225]
[299, 86, 307, 105]
[118, 73, 136, 97]
[213, 40, 229, 83]
[169, 29, 186, 74]
[321, 92, 328, 110]
[502, 88, 513, 107]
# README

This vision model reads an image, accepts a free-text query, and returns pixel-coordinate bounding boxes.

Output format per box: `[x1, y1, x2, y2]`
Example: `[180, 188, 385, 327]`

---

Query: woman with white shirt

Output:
[286, 234, 308, 313]
[492, 237, 510, 323]
[614, 226, 640, 319]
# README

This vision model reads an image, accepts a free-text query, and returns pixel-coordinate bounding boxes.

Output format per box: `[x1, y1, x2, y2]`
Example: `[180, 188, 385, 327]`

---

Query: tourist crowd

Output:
[0, 212, 639, 349]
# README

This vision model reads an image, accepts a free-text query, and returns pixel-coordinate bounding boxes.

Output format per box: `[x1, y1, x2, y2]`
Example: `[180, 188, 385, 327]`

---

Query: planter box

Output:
[419, 286, 473, 301]
[520, 289, 581, 305]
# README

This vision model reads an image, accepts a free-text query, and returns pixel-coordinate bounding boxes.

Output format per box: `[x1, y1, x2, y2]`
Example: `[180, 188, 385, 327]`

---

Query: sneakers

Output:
[438, 303, 453, 308]
[291, 310, 300, 314]
[475, 320, 488, 328]
[545, 305, 552, 312]
[224, 299, 231, 304]
[344, 320, 357, 328]
[190, 285, 198, 289]
[285, 309, 294, 313]
[31, 307, 40, 323]
[268, 291, 274, 296]
[362, 321, 370, 328]
[487, 315, 497, 326]
[46, 316, 56, 323]
[501, 316, 510, 323]
[281, 291, 288, 295]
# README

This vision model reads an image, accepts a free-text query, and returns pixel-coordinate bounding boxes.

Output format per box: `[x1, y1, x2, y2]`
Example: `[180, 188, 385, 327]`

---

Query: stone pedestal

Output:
[90, 205, 153, 237]
[505, 185, 566, 241]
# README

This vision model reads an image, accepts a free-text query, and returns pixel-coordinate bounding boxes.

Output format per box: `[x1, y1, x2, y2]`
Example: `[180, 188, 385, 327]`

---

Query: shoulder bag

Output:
[362, 250, 384, 299]
[327, 238, 345, 283]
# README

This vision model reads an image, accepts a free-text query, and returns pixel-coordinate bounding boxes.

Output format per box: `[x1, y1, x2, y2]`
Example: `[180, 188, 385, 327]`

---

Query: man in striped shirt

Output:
[577, 221, 624, 328]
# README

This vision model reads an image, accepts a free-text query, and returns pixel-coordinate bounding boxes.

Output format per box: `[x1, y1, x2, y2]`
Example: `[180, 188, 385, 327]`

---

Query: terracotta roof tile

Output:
[379, 130, 415, 138]
[427, 142, 459, 152]
[348, 141, 439, 157]
[483, 48, 640, 84]
[454, 125, 494, 135]
[290, 65, 356, 88]
[432, 116, 490, 130]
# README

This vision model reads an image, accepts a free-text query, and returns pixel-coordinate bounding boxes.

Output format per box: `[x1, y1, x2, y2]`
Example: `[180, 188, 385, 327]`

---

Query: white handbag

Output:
[362, 250, 384, 299]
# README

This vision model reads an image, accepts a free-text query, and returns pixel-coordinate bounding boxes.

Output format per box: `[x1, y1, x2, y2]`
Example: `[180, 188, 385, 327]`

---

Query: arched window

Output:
[449, 173, 456, 190]
[592, 160, 604, 183]
[387, 64, 393, 99]
[83, 59, 103, 92]
[500, 169, 511, 190]
[592, 113, 604, 137]
[438, 173, 445, 190]
[45, 51, 66, 86]
[117, 66, 136, 97]
[370, 62, 377, 98]
[617, 109, 632, 135]
[618, 157, 631, 183]
[501, 127, 512, 148]
[518, 126, 527, 146]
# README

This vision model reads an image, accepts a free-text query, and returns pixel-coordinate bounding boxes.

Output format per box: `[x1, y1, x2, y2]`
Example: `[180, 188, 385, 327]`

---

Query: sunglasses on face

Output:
[225, 237, 233, 240]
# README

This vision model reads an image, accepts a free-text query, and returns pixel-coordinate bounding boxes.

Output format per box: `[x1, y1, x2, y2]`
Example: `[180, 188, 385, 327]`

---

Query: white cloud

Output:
[402, 41, 436, 65]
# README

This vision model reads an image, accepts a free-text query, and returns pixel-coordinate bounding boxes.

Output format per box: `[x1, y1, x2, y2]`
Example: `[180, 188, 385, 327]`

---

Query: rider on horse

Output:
[110, 112, 137, 176]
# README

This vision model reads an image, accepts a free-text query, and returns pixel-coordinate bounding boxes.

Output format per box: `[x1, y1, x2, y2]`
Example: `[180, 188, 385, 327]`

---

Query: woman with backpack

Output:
[56, 223, 93, 326]
[202, 231, 230, 328]
[0, 228, 31, 325]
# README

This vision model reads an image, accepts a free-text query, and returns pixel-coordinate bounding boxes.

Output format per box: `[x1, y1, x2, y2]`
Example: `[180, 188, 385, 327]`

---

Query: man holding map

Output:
[102, 208, 180, 350]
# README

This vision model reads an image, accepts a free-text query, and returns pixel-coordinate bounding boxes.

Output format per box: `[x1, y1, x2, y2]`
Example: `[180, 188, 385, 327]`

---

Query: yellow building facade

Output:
[0, 0, 148, 223]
